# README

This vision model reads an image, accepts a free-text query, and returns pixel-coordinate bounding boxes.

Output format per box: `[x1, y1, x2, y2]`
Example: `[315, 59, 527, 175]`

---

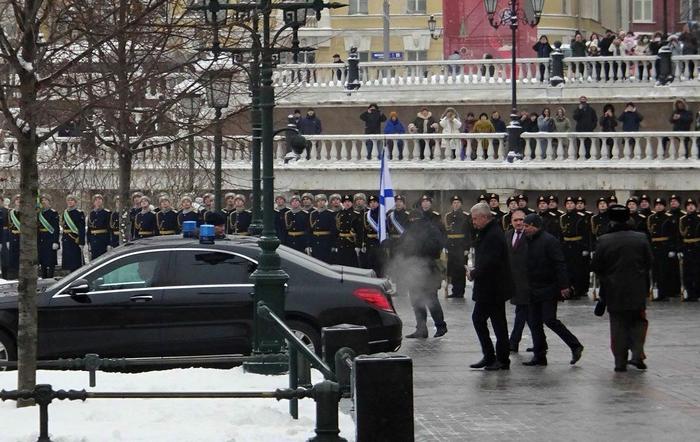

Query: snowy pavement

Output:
[0, 367, 355, 441]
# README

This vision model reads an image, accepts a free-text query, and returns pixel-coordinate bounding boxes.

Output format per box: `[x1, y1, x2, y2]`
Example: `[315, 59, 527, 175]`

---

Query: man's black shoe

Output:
[570, 345, 584, 365]
[405, 330, 428, 339]
[526, 347, 534, 352]
[434, 325, 448, 338]
[470, 358, 495, 369]
[485, 361, 509, 371]
[509, 345, 519, 353]
[522, 357, 548, 366]
[614, 366, 627, 372]
[628, 360, 647, 370]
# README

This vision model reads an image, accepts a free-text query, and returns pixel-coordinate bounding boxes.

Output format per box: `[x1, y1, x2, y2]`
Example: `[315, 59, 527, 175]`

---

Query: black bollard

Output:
[308, 380, 347, 442]
[321, 324, 368, 371]
[550, 44, 565, 86]
[353, 354, 414, 442]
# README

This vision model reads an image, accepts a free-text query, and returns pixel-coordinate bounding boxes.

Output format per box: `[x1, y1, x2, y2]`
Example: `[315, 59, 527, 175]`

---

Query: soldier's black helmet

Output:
[548, 195, 559, 203]
[639, 194, 651, 202]
[421, 194, 432, 202]
[341, 194, 353, 202]
[565, 196, 575, 203]
[477, 194, 487, 202]
[368, 195, 378, 203]
[451, 195, 462, 203]
[654, 197, 666, 206]
[608, 195, 618, 203]
[489, 193, 499, 201]
[395, 195, 405, 202]
[670, 194, 682, 204]
[686, 198, 697, 208]
[537, 195, 547, 204]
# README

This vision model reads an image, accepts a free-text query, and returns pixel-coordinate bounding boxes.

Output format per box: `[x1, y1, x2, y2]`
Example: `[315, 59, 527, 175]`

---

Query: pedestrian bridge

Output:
[3, 132, 699, 194]
[272, 55, 700, 105]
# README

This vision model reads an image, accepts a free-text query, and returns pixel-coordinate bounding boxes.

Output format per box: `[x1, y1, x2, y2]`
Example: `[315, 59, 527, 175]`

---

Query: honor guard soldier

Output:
[546, 195, 565, 240]
[128, 192, 143, 240]
[229, 194, 252, 235]
[198, 193, 215, 226]
[591, 197, 611, 244]
[639, 194, 652, 216]
[387, 194, 411, 252]
[222, 193, 236, 218]
[177, 196, 199, 231]
[38, 196, 60, 278]
[301, 192, 315, 212]
[680, 198, 700, 301]
[517, 194, 535, 215]
[647, 198, 681, 301]
[362, 195, 384, 276]
[309, 194, 336, 263]
[334, 194, 361, 267]
[444, 195, 471, 298]
[283, 195, 310, 252]
[274, 195, 289, 239]
[62, 195, 85, 272]
[134, 196, 158, 238]
[6, 195, 21, 279]
[537, 195, 562, 240]
[501, 196, 519, 231]
[560, 196, 592, 298]
[328, 193, 342, 212]
[353, 193, 368, 267]
[626, 197, 648, 235]
[156, 196, 179, 235]
[0, 197, 8, 279]
[575, 196, 593, 221]
[487, 193, 505, 227]
[88, 194, 111, 260]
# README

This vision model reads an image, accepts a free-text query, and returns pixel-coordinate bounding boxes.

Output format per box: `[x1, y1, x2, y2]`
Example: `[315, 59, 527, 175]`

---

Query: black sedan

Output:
[0, 235, 402, 362]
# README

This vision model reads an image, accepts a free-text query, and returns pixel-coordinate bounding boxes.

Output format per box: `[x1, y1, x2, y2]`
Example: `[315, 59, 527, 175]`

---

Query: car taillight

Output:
[353, 288, 394, 312]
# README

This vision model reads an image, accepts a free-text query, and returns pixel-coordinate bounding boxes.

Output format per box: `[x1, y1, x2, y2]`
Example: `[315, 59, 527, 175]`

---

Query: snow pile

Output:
[0, 367, 355, 441]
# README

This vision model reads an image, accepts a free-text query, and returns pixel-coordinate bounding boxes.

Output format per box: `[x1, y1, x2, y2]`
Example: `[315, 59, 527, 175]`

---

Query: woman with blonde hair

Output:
[439, 107, 462, 159]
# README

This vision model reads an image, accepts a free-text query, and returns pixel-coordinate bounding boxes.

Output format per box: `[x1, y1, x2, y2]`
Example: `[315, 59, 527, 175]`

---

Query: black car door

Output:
[157, 248, 255, 356]
[44, 250, 168, 358]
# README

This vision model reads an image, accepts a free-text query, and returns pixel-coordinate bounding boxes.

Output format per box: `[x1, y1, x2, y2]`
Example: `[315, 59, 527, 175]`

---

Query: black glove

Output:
[594, 299, 606, 317]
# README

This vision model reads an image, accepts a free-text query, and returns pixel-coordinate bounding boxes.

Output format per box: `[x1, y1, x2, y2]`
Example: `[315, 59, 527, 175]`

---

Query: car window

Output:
[168, 250, 255, 286]
[84, 252, 164, 292]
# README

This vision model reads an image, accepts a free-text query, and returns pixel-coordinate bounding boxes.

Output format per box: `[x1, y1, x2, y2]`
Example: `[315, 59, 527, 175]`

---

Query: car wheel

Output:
[287, 320, 321, 356]
[0, 330, 17, 370]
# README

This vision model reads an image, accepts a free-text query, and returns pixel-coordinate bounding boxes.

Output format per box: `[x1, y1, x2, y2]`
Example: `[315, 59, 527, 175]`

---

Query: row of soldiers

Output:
[487, 192, 700, 302]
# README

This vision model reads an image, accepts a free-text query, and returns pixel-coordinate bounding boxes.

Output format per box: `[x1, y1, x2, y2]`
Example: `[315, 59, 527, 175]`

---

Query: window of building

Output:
[348, 0, 368, 15]
[406, 0, 427, 14]
[633, 0, 653, 22]
[358, 51, 370, 62]
[679, 0, 699, 22]
[406, 50, 428, 61]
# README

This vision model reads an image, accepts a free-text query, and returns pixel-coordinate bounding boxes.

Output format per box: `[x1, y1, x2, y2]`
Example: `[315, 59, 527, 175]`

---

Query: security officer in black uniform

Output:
[501, 196, 519, 231]
[647, 197, 680, 301]
[228, 194, 252, 235]
[627, 197, 648, 235]
[62, 195, 85, 272]
[362, 195, 384, 276]
[156, 196, 179, 236]
[560, 196, 592, 299]
[38, 195, 60, 278]
[334, 194, 361, 267]
[88, 194, 111, 260]
[444, 195, 470, 298]
[134, 196, 158, 238]
[283, 194, 310, 252]
[680, 198, 700, 301]
[309, 194, 336, 263]
[177, 196, 199, 231]
[517, 194, 535, 215]
[6, 195, 21, 279]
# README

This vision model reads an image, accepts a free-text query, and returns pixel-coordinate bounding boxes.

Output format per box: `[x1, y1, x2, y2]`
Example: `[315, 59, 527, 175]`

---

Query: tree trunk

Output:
[118, 150, 133, 242]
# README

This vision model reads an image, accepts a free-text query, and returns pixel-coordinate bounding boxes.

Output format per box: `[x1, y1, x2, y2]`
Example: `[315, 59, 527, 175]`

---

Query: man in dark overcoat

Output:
[506, 209, 530, 352]
[591, 205, 653, 372]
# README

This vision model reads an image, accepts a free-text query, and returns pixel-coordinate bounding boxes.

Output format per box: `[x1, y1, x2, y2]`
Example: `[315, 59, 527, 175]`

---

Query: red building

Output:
[629, 0, 686, 35]
[442, 0, 538, 60]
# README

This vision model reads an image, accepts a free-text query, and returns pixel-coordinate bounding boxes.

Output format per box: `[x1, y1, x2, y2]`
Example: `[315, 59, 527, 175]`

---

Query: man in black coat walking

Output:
[592, 205, 653, 372]
[506, 209, 530, 352]
[467, 202, 514, 370]
[522, 214, 584, 367]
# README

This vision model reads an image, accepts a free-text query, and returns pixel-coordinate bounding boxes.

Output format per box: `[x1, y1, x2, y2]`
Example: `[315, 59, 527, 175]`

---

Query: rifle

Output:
[679, 252, 687, 301]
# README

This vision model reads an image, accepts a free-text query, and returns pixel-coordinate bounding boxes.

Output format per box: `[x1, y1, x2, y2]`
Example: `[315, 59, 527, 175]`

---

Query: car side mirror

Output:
[67, 279, 90, 297]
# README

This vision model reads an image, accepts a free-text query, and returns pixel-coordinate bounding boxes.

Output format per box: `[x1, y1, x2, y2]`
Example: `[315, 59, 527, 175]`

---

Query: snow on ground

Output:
[0, 367, 355, 441]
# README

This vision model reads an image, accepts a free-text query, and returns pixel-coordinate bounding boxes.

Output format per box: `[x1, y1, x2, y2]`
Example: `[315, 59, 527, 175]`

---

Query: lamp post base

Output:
[506, 116, 523, 163]
[248, 222, 264, 236]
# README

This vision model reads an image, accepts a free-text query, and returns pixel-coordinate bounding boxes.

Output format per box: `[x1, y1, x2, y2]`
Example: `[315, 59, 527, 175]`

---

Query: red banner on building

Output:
[442, 0, 539, 60]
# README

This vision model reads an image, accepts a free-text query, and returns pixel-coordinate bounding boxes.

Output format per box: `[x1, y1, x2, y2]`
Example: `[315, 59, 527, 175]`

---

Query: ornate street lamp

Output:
[483, 0, 544, 161]
[427, 15, 442, 40]
[179, 92, 202, 193]
[204, 66, 233, 211]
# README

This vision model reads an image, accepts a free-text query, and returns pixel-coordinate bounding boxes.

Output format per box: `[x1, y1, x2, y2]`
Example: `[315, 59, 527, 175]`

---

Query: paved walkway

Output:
[393, 293, 700, 441]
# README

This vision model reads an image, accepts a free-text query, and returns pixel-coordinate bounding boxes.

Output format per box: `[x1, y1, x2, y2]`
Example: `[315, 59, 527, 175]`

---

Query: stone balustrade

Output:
[274, 54, 700, 89]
